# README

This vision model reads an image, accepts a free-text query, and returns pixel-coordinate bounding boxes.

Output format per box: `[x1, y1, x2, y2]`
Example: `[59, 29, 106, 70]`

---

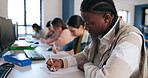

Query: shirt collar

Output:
[100, 17, 121, 44]
[81, 30, 90, 43]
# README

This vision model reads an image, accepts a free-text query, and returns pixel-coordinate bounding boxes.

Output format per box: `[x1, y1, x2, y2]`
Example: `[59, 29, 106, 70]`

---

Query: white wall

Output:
[74, 0, 83, 16]
[0, 0, 136, 26]
[42, 0, 62, 27]
[74, 0, 135, 25]
[0, 0, 8, 17]
[114, 0, 135, 25]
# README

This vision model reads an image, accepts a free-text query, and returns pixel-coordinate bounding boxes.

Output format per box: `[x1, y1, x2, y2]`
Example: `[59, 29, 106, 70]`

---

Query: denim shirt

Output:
[60, 30, 91, 54]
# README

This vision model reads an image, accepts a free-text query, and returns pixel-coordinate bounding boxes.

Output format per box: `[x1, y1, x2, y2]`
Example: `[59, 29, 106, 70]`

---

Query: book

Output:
[4, 53, 32, 67]
[10, 40, 36, 50]
[9, 46, 36, 50]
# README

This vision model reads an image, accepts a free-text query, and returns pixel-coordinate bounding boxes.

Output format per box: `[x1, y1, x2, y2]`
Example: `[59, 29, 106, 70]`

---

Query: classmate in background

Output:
[41, 18, 74, 46]
[46, 0, 147, 78]
[45, 20, 55, 39]
[53, 15, 91, 55]
[32, 23, 47, 39]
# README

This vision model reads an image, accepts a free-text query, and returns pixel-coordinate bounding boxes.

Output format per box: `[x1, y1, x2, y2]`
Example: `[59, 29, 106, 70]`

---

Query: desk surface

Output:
[0, 44, 85, 78]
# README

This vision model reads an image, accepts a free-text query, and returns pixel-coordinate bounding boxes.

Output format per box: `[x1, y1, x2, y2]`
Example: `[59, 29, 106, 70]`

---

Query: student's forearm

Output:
[83, 56, 133, 78]
[47, 38, 56, 43]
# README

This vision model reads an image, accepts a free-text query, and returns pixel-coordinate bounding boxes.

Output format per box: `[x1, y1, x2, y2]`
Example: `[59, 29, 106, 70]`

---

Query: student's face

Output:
[48, 26, 54, 32]
[33, 28, 37, 32]
[53, 25, 62, 32]
[68, 26, 82, 37]
[81, 12, 110, 36]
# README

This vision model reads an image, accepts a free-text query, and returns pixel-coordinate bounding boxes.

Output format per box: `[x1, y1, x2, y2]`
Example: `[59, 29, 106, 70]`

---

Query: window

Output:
[8, 0, 42, 36]
[144, 8, 148, 26]
[118, 10, 129, 23]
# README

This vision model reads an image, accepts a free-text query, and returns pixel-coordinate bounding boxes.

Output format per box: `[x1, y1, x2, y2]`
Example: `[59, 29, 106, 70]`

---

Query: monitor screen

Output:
[0, 18, 15, 56]
[0, 17, 6, 50]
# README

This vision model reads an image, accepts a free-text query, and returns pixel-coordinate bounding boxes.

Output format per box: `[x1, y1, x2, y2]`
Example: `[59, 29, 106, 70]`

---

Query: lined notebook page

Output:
[40, 66, 79, 75]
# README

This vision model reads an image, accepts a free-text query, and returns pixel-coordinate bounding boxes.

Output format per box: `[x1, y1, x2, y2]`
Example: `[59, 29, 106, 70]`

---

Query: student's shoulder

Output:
[62, 29, 71, 33]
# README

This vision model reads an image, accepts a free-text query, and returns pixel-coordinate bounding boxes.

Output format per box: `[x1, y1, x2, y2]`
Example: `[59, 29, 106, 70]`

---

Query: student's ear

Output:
[57, 26, 61, 30]
[103, 13, 112, 23]
[79, 25, 84, 29]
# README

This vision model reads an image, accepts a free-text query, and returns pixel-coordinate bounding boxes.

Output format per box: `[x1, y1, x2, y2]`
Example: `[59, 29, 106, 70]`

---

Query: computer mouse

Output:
[1, 63, 15, 67]
[34, 42, 39, 44]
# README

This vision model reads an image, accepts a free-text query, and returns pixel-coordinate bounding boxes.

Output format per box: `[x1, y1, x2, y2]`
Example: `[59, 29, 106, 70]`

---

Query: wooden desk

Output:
[0, 46, 85, 78]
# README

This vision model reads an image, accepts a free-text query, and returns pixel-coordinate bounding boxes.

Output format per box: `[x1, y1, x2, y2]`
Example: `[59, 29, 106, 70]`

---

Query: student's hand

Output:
[66, 49, 74, 55]
[52, 47, 60, 54]
[40, 38, 47, 43]
[47, 38, 56, 44]
[46, 59, 63, 71]
[32, 35, 37, 38]
[47, 31, 53, 35]
[32, 36, 40, 39]
[77, 61, 88, 71]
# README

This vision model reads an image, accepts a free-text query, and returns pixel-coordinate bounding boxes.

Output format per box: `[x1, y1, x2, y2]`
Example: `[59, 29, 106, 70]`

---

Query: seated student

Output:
[32, 23, 47, 39]
[53, 15, 91, 55]
[45, 20, 55, 39]
[46, 0, 147, 78]
[41, 18, 74, 46]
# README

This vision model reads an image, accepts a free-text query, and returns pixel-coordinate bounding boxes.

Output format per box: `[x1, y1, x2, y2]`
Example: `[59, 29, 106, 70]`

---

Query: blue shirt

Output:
[60, 30, 91, 54]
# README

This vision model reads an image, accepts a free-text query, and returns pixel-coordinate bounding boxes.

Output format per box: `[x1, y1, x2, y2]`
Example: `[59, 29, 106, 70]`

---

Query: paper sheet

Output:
[51, 52, 70, 59]
[40, 66, 79, 75]
[43, 51, 71, 59]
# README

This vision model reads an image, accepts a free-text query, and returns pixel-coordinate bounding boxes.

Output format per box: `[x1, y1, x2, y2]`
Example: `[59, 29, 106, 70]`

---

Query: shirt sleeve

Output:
[83, 32, 142, 78]
[55, 29, 75, 45]
[39, 29, 48, 38]
[61, 44, 91, 68]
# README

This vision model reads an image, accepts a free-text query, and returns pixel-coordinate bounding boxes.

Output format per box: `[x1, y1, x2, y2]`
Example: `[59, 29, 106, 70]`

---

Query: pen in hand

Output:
[53, 42, 58, 53]
[49, 55, 56, 72]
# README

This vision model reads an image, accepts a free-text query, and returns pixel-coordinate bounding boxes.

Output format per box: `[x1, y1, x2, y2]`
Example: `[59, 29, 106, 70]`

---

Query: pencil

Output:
[53, 42, 58, 53]
[49, 55, 56, 72]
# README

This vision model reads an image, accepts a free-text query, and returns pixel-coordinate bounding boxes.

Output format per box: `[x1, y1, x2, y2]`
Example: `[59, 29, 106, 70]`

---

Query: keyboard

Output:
[24, 50, 45, 61]
[0, 63, 14, 78]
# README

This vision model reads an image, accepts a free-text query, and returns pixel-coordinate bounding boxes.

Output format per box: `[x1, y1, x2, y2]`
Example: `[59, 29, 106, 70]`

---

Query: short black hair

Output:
[67, 15, 84, 28]
[46, 20, 51, 27]
[80, 0, 117, 17]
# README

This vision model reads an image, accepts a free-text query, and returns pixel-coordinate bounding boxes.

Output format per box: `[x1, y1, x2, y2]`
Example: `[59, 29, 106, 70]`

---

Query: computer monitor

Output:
[0, 18, 15, 57]
[0, 17, 6, 52]
[13, 22, 19, 40]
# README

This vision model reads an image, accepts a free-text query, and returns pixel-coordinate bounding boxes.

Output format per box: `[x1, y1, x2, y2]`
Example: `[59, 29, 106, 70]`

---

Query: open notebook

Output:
[42, 51, 71, 60]
[12, 40, 32, 47]
[40, 66, 79, 75]
[40, 51, 77, 74]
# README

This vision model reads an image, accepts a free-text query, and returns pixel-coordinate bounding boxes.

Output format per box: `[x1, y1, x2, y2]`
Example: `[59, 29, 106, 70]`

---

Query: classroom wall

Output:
[0, 0, 142, 27]
[0, 0, 62, 28]
[62, 0, 74, 23]
[134, 4, 148, 30]
[74, 0, 83, 15]
[0, 0, 8, 18]
[114, 1, 135, 25]
[43, 0, 62, 27]
[74, 0, 135, 25]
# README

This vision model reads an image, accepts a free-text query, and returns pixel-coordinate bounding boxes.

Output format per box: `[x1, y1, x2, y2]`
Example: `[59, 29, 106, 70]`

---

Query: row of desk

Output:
[0, 40, 85, 78]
